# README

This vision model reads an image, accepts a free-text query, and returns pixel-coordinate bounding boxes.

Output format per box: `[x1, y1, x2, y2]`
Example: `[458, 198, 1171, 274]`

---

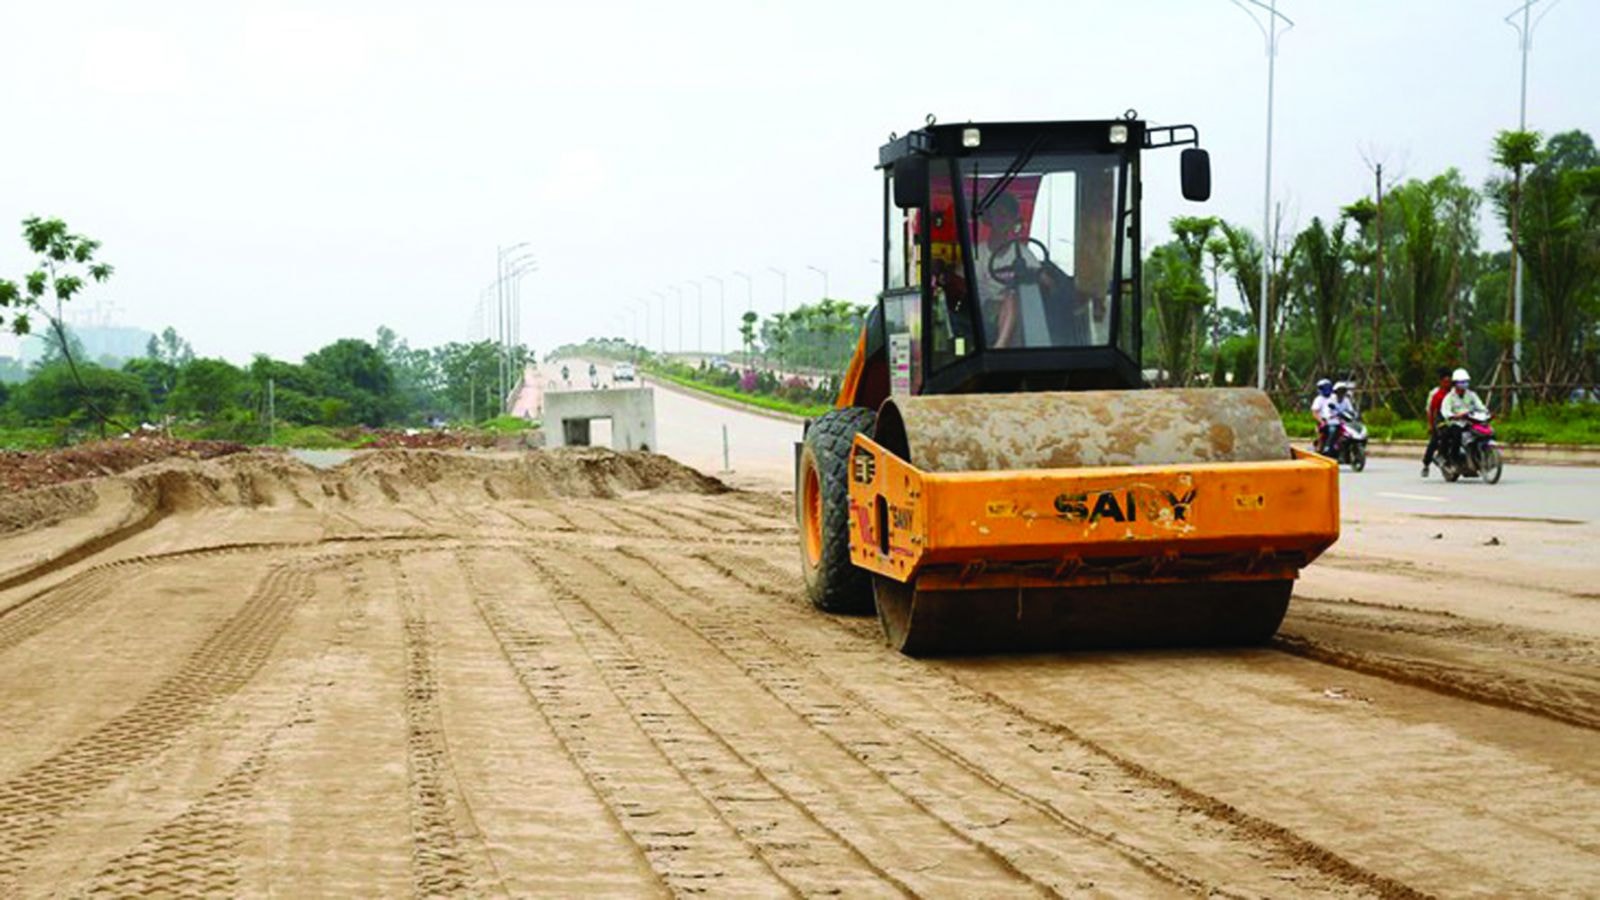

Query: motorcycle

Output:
[1438, 410, 1503, 485]
[1319, 411, 1368, 472]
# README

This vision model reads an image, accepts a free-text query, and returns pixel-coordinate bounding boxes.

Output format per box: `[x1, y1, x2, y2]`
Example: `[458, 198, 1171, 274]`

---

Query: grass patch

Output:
[1281, 403, 1600, 444]
[0, 426, 65, 451]
[476, 415, 539, 433]
[648, 368, 830, 419]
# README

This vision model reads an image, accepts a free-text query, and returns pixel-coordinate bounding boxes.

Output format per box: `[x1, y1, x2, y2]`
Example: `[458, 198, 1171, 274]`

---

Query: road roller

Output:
[796, 116, 1340, 655]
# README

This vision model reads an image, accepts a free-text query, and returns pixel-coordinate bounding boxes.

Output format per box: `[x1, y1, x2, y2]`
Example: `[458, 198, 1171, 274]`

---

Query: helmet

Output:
[1316, 378, 1333, 395]
[1452, 367, 1471, 384]
[1334, 381, 1349, 393]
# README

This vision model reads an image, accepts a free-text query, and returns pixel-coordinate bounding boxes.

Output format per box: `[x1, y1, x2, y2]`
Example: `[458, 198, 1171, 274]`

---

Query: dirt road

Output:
[1, 448, 1596, 897]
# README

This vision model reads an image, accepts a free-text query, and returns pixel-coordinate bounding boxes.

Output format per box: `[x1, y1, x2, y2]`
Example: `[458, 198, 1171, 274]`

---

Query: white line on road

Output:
[1376, 492, 1448, 503]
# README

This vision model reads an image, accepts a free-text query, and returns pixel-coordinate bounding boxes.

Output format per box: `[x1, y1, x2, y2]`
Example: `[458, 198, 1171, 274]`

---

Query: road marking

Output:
[1376, 491, 1447, 503]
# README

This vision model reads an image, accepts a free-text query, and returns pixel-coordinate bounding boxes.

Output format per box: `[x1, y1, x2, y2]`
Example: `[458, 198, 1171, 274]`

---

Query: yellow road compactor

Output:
[796, 117, 1340, 655]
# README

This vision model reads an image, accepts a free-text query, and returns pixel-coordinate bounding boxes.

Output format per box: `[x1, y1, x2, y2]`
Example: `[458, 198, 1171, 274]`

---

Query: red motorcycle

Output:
[1439, 410, 1503, 485]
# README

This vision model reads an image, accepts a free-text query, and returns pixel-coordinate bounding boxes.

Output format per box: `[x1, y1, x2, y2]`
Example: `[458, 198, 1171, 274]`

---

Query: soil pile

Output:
[0, 447, 728, 533]
[331, 447, 727, 503]
[0, 437, 250, 493]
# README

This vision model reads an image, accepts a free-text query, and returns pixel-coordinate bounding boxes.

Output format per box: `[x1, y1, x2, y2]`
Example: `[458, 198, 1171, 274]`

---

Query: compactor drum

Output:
[797, 117, 1340, 655]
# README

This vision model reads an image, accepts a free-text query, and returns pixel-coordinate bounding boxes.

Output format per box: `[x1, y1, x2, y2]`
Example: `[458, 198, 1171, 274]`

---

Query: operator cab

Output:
[863, 117, 1209, 403]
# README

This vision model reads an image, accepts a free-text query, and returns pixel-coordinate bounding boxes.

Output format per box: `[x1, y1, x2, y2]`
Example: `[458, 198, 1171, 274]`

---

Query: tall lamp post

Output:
[632, 297, 651, 357]
[768, 266, 788, 315]
[1505, 0, 1562, 392]
[669, 284, 684, 354]
[652, 290, 668, 354]
[1230, 0, 1292, 391]
[806, 264, 829, 301]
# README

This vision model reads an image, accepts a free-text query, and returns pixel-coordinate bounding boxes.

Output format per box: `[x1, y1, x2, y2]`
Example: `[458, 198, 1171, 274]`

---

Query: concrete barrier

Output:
[543, 387, 656, 452]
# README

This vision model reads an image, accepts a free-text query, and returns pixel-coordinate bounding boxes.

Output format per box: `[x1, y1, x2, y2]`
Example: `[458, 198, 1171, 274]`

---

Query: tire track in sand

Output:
[645, 546, 1424, 899]
[393, 562, 503, 896]
[0, 563, 315, 890]
[458, 549, 767, 897]
[514, 550, 925, 898]
[584, 547, 1213, 897]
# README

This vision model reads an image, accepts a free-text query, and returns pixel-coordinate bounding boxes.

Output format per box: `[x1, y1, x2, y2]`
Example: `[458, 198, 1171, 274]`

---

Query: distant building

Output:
[21, 325, 156, 367]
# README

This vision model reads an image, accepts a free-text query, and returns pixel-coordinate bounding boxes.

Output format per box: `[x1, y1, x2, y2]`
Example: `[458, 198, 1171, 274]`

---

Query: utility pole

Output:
[768, 266, 788, 314]
[670, 285, 684, 354]
[806, 264, 829, 301]
[1231, 0, 1293, 391]
[1504, 0, 1561, 396]
[1372, 163, 1384, 367]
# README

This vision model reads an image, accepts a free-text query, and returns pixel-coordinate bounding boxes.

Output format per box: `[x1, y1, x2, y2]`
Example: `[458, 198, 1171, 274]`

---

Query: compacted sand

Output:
[0, 448, 1595, 897]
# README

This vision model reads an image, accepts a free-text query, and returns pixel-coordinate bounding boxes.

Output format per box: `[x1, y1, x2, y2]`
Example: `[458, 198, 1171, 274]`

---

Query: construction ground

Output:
[0, 373, 1596, 897]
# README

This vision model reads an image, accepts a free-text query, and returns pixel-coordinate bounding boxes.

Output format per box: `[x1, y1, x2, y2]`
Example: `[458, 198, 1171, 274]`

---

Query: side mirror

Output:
[1180, 148, 1211, 202]
[893, 156, 929, 208]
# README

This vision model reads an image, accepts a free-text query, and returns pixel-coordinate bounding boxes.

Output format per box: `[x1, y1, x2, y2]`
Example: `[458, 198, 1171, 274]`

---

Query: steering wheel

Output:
[987, 237, 1051, 286]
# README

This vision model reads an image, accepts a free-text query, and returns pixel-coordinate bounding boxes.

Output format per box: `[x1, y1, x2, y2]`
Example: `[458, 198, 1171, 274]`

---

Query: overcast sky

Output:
[2, 0, 1596, 364]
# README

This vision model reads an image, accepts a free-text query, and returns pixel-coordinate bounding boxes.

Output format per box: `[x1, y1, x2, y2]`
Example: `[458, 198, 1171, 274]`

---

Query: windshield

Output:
[946, 153, 1122, 350]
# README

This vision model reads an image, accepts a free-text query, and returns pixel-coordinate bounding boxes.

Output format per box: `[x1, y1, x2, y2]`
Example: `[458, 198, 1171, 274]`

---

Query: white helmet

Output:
[1316, 377, 1332, 388]
[1333, 380, 1350, 392]
[1452, 367, 1471, 383]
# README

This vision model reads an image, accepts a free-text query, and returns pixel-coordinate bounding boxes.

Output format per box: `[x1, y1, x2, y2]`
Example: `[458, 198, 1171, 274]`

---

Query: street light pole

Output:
[632, 298, 650, 356]
[652, 290, 668, 354]
[1505, 0, 1561, 392]
[707, 274, 725, 354]
[768, 266, 788, 315]
[669, 285, 683, 354]
[1231, 0, 1293, 392]
[806, 264, 829, 301]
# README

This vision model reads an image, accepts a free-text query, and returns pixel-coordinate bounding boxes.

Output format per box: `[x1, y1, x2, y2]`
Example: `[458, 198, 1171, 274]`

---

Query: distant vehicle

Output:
[710, 356, 732, 371]
[615, 363, 636, 382]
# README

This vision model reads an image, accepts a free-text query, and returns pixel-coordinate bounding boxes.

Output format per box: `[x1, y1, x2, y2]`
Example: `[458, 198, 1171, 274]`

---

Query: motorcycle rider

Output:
[1421, 366, 1452, 478]
[1326, 381, 1357, 453]
[1310, 378, 1335, 454]
[1438, 368, 1489, 465]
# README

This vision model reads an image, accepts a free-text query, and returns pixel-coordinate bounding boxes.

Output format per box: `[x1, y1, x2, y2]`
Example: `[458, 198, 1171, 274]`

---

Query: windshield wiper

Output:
[973, 134, 1047, 219]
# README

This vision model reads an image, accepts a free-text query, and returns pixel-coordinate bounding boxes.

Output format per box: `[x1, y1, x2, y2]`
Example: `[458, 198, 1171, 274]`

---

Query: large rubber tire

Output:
[1350, 443, 1366, 472]
[797, 407, 877, 614]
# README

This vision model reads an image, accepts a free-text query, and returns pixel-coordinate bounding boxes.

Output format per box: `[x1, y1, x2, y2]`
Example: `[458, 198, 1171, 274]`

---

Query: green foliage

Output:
[11, 362, 150, 424]
[303, 338, 394, 426]
[0, 217, 114, 337]
[478, 414, 538, 433]
[146, 326, 195, 368]
[1144, 239, 1211, 384]
[168, 358, 247, 419]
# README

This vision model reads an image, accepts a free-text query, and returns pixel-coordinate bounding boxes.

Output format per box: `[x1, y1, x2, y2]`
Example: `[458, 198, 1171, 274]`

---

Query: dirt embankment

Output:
[0, 448, 1595, 896]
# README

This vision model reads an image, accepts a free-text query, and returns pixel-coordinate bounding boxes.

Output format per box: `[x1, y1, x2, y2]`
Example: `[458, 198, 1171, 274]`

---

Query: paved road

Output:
[546, 358, 801, 490]
[1335, 452, 1597, 523]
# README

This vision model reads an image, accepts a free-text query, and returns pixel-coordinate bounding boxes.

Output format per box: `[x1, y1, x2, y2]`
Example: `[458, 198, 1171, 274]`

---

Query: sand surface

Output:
[0, 448, 1595, 897]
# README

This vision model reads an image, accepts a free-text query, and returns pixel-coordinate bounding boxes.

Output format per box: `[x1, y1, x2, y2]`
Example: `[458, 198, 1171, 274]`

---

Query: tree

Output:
[12, 362, 150, 425]
[145, 326, 195, 368]
[0, 218, 116, 434]
[304, 338, 395, 425]
[1145, 241, 1211, 385]
[168, 358, 247, 419]
[1515, 133, 1600, 388]
[1291, 217, 1352, 376]
[739, 311, 758, 358]
[1490, 130, 1542, 340]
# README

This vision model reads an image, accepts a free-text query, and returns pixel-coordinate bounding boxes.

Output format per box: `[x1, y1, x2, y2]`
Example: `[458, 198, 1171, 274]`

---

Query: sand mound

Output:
[0, 447, 728, 533]
[331, 447, 728, 502]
